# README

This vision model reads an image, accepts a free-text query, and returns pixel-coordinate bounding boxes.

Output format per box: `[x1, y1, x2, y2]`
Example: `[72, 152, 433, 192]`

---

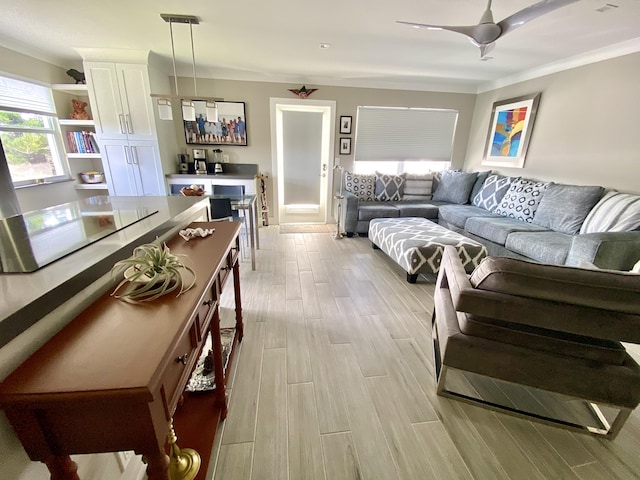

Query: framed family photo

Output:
[184, 101, 248, 146]
[339, 115, 352, 134]
[482, 93, 540, 168]
[339, 137, 352, 155]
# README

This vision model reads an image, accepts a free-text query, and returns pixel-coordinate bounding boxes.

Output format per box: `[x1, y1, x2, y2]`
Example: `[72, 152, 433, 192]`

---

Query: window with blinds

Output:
[352, 106, 458, 174]
[0, 75, 66, 185]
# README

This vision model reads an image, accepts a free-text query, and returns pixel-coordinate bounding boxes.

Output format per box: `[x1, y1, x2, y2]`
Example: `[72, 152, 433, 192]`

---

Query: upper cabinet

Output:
[84, 63, 156, 142]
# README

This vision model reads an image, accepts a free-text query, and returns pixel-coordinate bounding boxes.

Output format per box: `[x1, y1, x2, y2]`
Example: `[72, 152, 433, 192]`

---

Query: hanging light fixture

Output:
[154, 14, 221, 122]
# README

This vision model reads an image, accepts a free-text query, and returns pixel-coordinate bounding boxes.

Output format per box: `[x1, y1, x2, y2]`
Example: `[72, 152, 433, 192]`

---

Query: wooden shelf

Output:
[51, 83, 89, 93]
[75, 183, 108, 190]
[67, 153, 101, 159]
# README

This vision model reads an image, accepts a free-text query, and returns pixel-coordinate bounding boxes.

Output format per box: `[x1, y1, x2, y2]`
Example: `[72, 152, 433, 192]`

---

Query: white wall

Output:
[464, 52, 640, 193]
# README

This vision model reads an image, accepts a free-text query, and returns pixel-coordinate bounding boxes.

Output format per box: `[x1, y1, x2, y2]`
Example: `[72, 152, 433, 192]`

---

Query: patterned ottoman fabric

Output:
[369, 217, 488, 276]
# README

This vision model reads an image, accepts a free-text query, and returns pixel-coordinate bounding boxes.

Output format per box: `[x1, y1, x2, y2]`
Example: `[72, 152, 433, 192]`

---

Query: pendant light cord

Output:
[169, 21, 180, 96]
[190, 22, 197, 97]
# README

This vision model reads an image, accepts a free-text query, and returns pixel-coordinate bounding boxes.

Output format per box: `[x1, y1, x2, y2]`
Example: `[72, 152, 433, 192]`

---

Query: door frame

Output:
[269, 97, 336, 225]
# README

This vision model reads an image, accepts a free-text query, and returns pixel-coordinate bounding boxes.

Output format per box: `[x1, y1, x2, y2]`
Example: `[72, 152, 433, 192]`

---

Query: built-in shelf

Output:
[51, 83, 89, 93]
[67, 153, 101, 159]
[59, 119, 95, 127]
[75, 183, 108, 190]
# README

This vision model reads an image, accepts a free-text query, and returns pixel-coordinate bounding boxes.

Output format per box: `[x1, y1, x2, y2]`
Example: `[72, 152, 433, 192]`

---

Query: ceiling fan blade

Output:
[497, 0, 580, 38]
[397, 21, 479, 40]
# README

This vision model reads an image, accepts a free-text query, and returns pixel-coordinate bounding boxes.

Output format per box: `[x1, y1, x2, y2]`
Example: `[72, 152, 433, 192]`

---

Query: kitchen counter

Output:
[0, 195, 209, 348]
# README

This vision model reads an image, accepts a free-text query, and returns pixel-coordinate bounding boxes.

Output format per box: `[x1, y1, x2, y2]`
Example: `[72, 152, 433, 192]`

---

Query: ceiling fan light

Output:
[181, 100, 196, 121]
[206, 101, 218, 123]
[157, 98, 173, 121]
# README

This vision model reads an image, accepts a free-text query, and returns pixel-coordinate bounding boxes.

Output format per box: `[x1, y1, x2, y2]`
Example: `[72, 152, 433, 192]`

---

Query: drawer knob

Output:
[203, 299, 213, 307]
[176, 354, 189, 365]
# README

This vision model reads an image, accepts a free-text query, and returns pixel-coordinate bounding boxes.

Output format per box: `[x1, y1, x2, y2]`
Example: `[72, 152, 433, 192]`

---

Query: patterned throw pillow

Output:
[402, 173, 434, 201]
[580, 191, 640, 234]
[375, 172, 406, 201]
[472, 174, 519, 211]
[493, 178, 549, 223]
[344, 171, 375, 201]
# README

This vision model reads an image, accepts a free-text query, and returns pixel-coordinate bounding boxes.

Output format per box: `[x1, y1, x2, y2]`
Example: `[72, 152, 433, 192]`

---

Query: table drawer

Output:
[163, 321, 199, 415]
[196, 285, 217, 337]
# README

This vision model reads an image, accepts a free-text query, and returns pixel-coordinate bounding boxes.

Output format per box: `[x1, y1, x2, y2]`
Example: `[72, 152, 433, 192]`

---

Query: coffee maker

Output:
[192, 149, 208, 175]
[177, 153, 190, 174]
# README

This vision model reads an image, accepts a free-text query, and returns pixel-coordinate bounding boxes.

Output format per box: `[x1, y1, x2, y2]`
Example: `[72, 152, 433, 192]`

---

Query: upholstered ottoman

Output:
[369, 217, 488, 283]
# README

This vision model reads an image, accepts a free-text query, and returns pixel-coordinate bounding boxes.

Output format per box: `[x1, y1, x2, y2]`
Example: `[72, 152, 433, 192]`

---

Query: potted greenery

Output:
[110, 241, 196, 303]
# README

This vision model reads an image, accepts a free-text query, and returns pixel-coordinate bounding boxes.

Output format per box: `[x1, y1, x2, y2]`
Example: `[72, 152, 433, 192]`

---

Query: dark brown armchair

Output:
[432, 246, 640, 439]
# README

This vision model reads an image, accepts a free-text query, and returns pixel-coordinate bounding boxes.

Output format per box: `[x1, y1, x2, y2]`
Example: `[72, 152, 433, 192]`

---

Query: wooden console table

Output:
[0, 221, 243, 480]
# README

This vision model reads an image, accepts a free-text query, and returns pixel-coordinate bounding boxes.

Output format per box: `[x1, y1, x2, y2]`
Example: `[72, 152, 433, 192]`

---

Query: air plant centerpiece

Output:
[110, 242, 196, 302]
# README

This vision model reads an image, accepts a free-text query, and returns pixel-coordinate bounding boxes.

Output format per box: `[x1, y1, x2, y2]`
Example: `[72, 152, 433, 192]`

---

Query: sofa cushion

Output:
[402, 173, 434, 201]
[533, 183, 604, 235]
[458, 315, 627, 365]
[357, 203, 400, 221]
[472, 174, 519, 211]
[505, 231, 573, 265]
[580, 191, 640, 234]
[470, 255, 640, 316]
[493, 178, 549, 223]
[344, 172, 375, 201]
[392, 202, 439, 219]
[438, 204, 499, 229]
[432, 171, 478, 204]
[469, 171, 491, 203]
[375, 172, 406, 201]
[465, 216, 549, 246]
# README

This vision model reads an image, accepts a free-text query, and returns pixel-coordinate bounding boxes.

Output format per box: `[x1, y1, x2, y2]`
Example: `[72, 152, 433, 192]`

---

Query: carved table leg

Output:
[232, 259, 244, 341]
[44, 455, 79, 480]
[143, 450, 170, 480]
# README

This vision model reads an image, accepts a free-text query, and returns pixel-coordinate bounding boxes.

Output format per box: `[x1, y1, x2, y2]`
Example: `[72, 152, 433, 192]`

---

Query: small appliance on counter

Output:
[210, 148, 224, 175]
[177, 153, 190, 173]
[193, 149, 207, 175]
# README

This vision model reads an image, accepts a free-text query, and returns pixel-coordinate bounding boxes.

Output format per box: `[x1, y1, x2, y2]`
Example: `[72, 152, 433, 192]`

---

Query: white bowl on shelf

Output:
[80, 172, 104, 184]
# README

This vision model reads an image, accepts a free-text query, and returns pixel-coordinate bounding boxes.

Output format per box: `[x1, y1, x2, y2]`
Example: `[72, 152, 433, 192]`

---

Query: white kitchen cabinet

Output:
[84, 62, 156, 142]
[101, 140, 164, 196]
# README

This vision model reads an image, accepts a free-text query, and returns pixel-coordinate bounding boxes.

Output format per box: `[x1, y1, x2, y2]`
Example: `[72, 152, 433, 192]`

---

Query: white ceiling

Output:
[0, 0, 639, 93]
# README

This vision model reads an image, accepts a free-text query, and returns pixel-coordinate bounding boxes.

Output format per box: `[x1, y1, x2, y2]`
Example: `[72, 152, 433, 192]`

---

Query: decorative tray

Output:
[186, 328, 235, 392]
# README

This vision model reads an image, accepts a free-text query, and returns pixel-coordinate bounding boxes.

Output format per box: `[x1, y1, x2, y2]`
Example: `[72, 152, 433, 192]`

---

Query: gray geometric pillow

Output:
[375, 172, 406, 201]
[494, 178, 549, 223]
[580, 191, 640, 234]
[344, 171, 375, 201]
[472, 174, 519, 211]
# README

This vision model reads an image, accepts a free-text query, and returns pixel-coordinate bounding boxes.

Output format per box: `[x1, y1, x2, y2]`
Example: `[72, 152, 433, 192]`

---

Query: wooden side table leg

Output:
[143, 450, 170, 480]
[211, 308, 229, 419]
[232, 258, 244, 341]
[44, 455, 79, 480]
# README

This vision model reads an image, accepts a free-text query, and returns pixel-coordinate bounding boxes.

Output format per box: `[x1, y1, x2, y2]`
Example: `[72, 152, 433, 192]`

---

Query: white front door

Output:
[270, 98, 335, 224]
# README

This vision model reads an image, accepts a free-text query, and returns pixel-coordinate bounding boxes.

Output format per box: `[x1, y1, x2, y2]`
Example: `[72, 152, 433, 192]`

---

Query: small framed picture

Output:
[339, 115, 352, 134]
[339, 137, 352, 155]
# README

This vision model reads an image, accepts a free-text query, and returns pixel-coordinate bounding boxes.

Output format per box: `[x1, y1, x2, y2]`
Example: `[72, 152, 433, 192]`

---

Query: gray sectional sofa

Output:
[340, 170, 640, 271]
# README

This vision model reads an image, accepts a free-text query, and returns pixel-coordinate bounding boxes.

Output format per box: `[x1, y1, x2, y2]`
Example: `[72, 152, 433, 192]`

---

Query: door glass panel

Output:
[282, 110, 322, 205]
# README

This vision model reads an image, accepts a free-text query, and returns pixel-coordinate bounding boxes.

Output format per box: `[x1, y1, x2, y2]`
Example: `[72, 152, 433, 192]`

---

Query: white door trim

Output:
[269, 97, 336, 225]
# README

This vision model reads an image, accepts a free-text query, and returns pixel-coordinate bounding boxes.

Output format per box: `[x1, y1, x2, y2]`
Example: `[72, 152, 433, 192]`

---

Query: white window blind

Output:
[0, 76, 56, 115]
[354, 106, 458, 162]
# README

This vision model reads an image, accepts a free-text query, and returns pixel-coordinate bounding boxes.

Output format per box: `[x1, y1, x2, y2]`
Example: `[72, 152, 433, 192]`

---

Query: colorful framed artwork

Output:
[184, 101, 247, 146]
[482, 93, 541, 168]
[339, 137, 352, 155]
[339, 115, 352, 134]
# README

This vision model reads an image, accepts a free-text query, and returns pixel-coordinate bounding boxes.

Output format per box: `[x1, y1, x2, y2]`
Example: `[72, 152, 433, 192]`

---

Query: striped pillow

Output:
[580, 191, 640, 234]
[402, 173, 434, 200]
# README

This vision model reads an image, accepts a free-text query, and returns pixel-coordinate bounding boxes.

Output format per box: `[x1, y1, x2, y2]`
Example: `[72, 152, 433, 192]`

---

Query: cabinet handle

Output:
[125, 114, 133, 134]
[203, 299, 213, 307]
[118, 114, 126, 134]
[176, 354, 189, 365]
[131, 146, 139, 165]
[124, 146, 132, 164]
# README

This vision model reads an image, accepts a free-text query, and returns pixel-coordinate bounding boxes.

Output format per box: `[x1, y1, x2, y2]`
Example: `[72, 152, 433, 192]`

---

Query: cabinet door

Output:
[101, 141, 138, 196]
[84, 63, 127, 139]
[129, 141, 166, 196]
[117, 64, 156, 141]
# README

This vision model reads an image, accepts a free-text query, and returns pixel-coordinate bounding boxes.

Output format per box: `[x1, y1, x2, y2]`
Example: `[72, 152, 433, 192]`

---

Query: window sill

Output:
[14, 177, 74, 190]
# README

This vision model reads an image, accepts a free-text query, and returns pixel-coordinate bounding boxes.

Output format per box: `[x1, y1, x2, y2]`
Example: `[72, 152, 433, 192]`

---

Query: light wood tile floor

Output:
[206, 226, 640, 480]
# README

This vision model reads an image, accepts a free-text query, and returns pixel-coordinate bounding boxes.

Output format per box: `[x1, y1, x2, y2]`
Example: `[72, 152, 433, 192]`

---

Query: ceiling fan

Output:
[397, 0, 580, 59]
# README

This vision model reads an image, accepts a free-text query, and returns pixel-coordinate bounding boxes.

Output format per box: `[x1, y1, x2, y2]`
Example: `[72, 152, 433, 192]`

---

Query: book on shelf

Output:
[66, 131, 100, 154]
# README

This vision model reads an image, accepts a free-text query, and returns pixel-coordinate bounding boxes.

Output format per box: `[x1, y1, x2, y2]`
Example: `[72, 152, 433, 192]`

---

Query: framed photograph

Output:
[339, 137, 352, 155]
[339, 115, 352, 134]
[184, 101, 247, 146]
[482, 93, 541, 168]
